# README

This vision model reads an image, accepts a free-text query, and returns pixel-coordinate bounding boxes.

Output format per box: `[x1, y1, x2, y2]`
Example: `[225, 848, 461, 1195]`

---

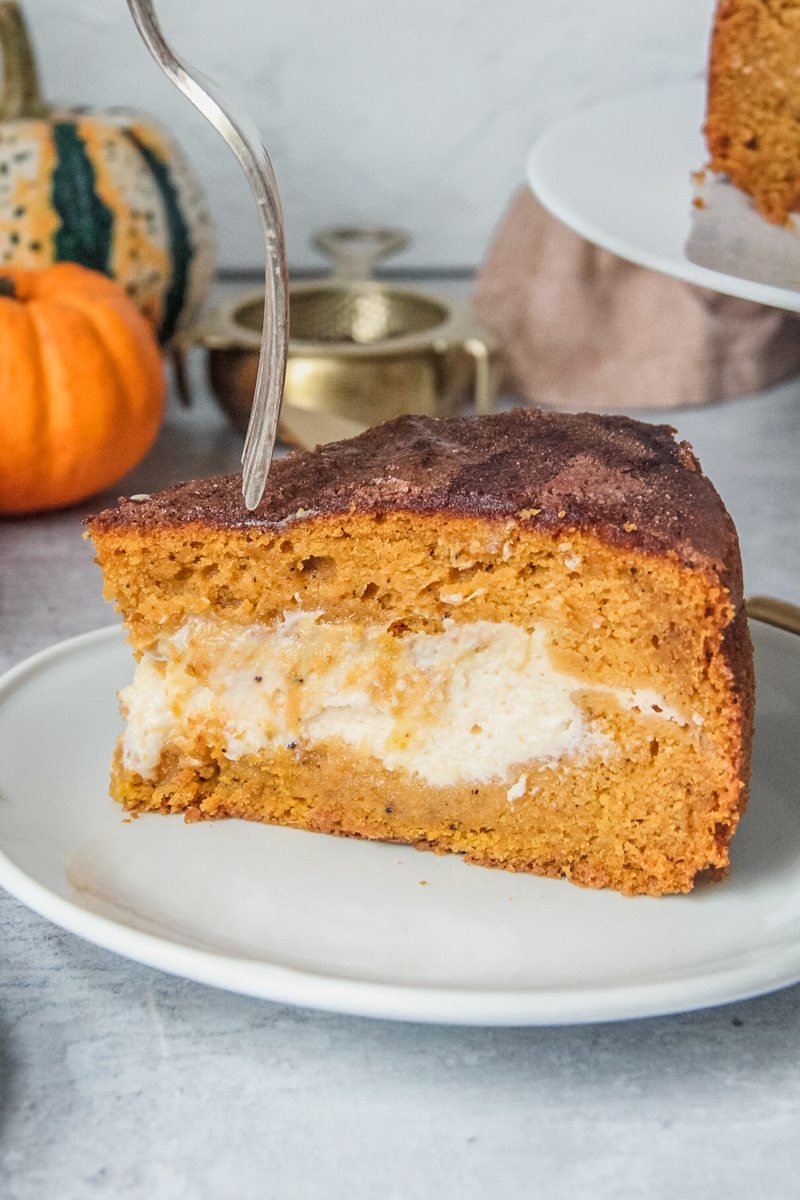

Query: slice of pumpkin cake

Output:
[86, 409, 754, 896]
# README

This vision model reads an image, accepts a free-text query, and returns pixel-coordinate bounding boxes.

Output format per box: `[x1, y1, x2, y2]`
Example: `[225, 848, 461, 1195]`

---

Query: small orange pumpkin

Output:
[0, 261, 165, 514]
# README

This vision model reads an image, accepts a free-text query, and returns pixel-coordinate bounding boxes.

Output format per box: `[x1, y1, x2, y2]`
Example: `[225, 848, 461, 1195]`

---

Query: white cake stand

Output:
[527, 80, 800, 312]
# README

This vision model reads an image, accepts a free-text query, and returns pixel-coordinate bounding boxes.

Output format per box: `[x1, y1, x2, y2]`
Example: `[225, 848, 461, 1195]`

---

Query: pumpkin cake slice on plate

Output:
[87, 409, 754, 897]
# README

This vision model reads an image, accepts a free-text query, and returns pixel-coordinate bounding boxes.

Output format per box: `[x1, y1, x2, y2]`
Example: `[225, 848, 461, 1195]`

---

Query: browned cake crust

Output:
[705, 0, 800, 224]
[91, 409, 738, 564]
[88, 410, 754, 896]
[90, 409, 751, 708]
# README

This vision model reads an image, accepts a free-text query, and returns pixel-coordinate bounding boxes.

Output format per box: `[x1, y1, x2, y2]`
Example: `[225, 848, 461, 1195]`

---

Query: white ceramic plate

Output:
[527, 80, 800, 310]
[0, 621, 798, 1025]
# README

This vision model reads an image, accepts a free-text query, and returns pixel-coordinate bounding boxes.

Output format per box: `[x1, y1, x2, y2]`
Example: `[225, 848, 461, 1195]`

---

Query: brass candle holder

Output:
[191, 227, 497, 435]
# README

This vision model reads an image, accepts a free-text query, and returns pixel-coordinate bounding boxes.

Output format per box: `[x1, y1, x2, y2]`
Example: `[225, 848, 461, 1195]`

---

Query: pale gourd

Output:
[0, 1, 216, 343]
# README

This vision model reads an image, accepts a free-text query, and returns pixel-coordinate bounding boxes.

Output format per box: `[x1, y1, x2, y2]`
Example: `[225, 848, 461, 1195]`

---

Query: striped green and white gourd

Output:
[0, 2, 216, 343]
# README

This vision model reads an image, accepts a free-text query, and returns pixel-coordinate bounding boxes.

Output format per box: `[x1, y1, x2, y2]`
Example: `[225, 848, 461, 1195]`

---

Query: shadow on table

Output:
[276, 979, 800, 1104]
[0, 1017, 16, 1143]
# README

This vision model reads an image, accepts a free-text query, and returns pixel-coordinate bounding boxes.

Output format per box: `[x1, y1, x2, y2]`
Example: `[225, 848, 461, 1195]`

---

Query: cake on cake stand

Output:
[527, 80, 800, 313]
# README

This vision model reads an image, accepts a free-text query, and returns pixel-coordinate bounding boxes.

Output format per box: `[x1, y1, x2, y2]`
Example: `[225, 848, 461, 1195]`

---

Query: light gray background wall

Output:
[28, 0, 716, 270]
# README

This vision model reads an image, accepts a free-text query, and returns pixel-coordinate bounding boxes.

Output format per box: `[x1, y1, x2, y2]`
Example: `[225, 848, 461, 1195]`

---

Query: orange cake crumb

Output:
[706, 0, 800, 224]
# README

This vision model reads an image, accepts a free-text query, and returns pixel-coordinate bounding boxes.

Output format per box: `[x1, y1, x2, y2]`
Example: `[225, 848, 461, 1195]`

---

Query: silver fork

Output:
[126, 0, 288, 511]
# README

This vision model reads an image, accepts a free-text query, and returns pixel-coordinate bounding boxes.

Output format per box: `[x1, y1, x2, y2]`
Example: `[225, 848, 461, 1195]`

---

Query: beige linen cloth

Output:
[474, 188, 800, 409]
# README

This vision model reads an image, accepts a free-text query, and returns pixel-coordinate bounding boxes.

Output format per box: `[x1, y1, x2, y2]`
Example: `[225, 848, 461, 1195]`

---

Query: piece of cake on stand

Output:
[527, 18, 800, 311]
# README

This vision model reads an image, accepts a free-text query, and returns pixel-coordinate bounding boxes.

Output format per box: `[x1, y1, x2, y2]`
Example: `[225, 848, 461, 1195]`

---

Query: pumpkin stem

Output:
[0, 2, 47, 121]
[0, 275, 16, 299]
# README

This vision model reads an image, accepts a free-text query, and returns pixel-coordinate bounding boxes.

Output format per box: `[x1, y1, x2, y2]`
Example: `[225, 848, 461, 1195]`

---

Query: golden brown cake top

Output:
[88, 409, 738, 574]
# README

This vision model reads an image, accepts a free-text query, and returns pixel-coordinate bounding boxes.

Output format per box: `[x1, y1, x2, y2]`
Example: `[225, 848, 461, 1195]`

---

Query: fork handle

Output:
[127, 0, 288, 511]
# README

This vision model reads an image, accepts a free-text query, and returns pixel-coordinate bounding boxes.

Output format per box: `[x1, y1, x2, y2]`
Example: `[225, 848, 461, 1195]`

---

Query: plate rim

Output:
[526, 79, 800, 313]
[1, 623, 799, 1027]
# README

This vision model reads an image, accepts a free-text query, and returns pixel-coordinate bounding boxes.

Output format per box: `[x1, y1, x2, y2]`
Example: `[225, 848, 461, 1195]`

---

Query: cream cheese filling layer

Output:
[119, 612, 690, 786]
